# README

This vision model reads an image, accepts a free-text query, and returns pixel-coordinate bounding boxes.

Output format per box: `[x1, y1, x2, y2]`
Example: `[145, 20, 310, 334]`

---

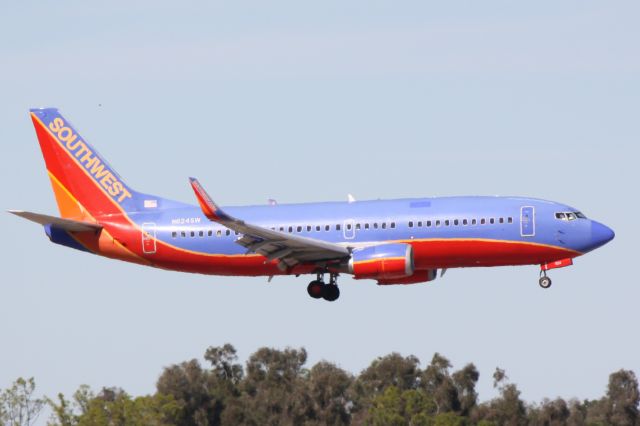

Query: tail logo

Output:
[47, 117, 132, 204]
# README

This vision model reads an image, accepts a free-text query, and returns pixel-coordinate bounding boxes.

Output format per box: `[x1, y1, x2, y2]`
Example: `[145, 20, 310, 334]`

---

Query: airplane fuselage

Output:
[90, 195, 612, 277]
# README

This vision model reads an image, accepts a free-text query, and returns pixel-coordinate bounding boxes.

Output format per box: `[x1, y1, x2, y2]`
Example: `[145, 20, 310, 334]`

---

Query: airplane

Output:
[10, 108, 615, 301]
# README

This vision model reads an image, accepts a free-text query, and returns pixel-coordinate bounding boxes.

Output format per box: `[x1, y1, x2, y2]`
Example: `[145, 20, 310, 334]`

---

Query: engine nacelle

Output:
[349, 243, 414, 280]
[377, 269, 437, 285]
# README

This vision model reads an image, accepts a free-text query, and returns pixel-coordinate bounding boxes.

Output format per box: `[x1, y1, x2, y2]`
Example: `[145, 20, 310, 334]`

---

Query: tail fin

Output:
[30, 108, 154, 219]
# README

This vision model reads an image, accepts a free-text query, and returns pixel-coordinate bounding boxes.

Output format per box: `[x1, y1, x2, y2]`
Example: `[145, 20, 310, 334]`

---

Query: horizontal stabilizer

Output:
[8, 210, 102, 232]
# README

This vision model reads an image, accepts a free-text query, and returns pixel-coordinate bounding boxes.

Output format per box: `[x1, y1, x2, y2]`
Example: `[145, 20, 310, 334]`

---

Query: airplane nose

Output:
[590, 221, 615, 248]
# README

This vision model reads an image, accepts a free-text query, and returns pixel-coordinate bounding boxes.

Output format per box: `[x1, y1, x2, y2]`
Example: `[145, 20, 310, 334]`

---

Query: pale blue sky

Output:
[1, 0, 638, 415]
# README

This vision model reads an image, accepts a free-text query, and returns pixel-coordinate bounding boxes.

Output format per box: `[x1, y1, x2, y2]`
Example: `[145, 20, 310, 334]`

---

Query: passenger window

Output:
[356, 223, 361, 230]
[435, 220, 441, 227]
[325, 225, 330, 231]
[307, 225, 311, 232]
[316, 225, 321, 231]
[279, 226, 285, 232]
[417, 221, 423, 227]
[463, 219, 468, 225]
[382, 223, 387, 229]
[288, 226, 293, 233]
[489, 218, 495, 224]
[454, 219, 459, 226]
[499, 218, 504, 224]
[390, 222, 396, 229]
[297, 226, 302, 232]
[409, 221, 414, 228]
[444, 220, 449, 226]
[181, 231, 186, 237]
[508, 217, 513, 224]
[225, 230, 230, 236]
[199, 230, 204, 237]
[471, 219, 477, 225]
[373, 223, 378, 229]
[365, 223, 370, 230]
[172, 231, 177, 238]
[426, 220, 431, 227]
[480, 218, 486, 225]
[190, 231, 195, 237]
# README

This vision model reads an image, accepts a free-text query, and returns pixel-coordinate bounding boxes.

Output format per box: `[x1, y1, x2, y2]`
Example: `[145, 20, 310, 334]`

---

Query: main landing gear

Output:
[307, 272, 340, 302]
[539, 270, 552, 289]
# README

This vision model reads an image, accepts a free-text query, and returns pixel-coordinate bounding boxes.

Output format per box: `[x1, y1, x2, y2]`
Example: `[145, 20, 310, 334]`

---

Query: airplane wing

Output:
[189, 178, 351, 271]
[8, 210, 102, 232]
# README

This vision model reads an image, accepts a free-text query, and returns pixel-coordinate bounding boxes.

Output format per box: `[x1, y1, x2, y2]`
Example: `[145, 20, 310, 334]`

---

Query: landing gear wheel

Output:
[307, 280, 324, 299]
[539, 276, 552, 289]
[322, 284, 340, 302]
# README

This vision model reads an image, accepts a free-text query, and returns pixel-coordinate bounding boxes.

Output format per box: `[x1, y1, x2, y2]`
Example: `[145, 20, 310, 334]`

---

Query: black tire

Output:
[322, 284, 340, 302]
[539, 276, 552, 289]
[307, 281, 323, 299]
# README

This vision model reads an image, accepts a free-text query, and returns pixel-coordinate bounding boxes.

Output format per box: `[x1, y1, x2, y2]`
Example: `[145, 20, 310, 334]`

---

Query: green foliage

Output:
[4, 346, 639, 425]
[471, 369, 527, 426]
[306, 361, 353, 425]
[606, 369, 639, 425]
[367, 386, 437, 425]
[0, 377, 44, 426]
[47, 387, 181, 426]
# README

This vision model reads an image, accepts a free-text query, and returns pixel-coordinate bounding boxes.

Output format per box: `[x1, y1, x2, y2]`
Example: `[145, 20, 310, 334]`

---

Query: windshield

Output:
[555, 211, 587, 221]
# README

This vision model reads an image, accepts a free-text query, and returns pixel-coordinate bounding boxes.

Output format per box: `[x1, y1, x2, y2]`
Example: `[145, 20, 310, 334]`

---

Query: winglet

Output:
[189, 178, 231, 222]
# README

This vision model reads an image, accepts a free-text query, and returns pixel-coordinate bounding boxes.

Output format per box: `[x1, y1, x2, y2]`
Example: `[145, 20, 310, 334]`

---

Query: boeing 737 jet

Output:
[10, 108, 615, 301]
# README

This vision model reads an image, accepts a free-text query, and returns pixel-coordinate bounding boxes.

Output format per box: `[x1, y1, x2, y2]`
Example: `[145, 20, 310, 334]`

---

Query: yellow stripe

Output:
[354, 256, 405, 266]
[398, 237, 581, 254]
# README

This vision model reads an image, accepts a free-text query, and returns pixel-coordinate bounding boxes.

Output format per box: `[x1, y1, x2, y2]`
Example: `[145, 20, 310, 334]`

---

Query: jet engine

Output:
[348, 243, 437, 285]
[349, 243, 414, 280]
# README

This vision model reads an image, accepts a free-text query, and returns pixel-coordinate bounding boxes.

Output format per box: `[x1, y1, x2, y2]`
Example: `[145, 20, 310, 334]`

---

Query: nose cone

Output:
[590, 221, 615, 249]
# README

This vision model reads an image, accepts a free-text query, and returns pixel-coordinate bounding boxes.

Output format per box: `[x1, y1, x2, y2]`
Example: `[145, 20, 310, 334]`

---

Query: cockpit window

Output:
[555, 211, 586, 221]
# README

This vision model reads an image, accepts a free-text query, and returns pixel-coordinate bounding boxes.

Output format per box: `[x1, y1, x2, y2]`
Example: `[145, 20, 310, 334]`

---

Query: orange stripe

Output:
[47, 171, 149, 264]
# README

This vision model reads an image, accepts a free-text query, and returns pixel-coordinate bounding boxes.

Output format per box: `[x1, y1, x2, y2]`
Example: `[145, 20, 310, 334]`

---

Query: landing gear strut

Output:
[539, 270, 552, 289]
[307, 272, 340, 301]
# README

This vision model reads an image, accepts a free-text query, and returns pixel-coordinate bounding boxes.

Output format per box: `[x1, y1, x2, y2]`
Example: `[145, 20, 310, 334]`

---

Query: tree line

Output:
[1, 344, 638, 425]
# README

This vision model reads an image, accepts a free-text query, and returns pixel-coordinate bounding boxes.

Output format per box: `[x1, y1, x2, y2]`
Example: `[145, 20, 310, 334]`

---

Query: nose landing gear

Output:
[307, 272, 340, 301]
[539, 270, 552, 289]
